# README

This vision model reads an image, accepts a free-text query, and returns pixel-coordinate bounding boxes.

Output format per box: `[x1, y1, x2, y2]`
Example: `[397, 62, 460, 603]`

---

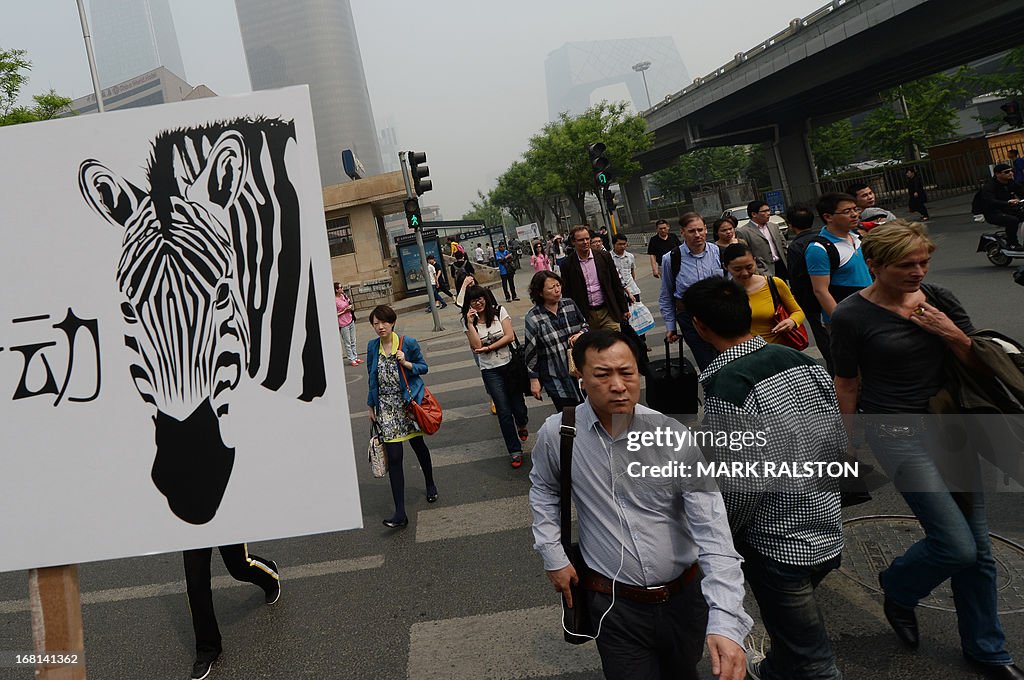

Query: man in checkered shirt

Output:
[683, 276, 846, 680]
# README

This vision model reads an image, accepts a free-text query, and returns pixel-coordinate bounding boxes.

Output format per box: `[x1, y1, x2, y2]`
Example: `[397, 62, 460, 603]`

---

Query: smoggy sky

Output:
[3, 0, 828, 217]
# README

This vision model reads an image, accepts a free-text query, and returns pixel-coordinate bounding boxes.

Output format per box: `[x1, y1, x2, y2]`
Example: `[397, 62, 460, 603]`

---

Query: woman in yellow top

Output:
[722, 242, 805, 343]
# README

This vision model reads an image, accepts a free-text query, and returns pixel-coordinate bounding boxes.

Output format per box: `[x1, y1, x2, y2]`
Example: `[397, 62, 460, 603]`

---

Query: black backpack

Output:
[808, 235, 866, 305]
[451, 260, 469, 291]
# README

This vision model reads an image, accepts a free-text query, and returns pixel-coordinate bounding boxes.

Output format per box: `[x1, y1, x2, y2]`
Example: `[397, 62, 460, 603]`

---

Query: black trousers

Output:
[183, 544, 279, 660]
[587, 575, 709, 680]
[500, 273, 518, 300]
[986, 211, 1021, 247]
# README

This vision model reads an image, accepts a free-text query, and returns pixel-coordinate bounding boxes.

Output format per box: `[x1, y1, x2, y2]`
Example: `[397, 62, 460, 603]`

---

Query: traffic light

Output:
[587, 142, 613, 188]
[1002, 101, 1023, 128]
[404, 198, 422, 229]
[603, 187, 617, 213]
[409, 151, 432, 195]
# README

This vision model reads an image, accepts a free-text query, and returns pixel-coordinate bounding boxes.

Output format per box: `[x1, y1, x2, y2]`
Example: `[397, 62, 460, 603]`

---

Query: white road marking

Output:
[407, 604, 601, 680]
[0, 555, 384, 614]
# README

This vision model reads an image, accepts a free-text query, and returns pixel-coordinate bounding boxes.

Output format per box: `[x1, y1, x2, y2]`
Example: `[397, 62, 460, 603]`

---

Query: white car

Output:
[721, 206, 788, 234]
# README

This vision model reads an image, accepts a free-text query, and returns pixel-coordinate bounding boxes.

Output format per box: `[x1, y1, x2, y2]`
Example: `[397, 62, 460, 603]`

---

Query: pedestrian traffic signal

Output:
[404, 198, 422, 229]
[409, 151, 432, 195]
[1002, 101, 1023, 128]
[603, 187, 617, 213]
[587, 142, 613, 187]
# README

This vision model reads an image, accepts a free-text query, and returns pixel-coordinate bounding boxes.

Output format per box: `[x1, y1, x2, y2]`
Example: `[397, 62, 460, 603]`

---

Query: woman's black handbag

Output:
[560, 407, 595, 644]
[508, 334, 532, 397]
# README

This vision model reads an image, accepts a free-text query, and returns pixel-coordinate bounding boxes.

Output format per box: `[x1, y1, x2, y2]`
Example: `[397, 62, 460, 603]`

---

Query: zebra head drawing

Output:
[79, 118, 326, 525]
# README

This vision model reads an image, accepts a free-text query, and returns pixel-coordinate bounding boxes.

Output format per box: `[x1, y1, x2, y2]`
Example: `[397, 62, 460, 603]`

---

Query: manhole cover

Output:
[839, 515, 1024, 614]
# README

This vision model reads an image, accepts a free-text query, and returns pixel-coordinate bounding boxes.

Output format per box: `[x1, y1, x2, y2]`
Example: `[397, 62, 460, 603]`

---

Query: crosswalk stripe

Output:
[429, 438, 534, 467]
[351, 398, 553, 423]
[0, 555, 385, 614]
[421, 357, 479, 379]
[407, 604, 601, 680]
[416, 495, 532, 543]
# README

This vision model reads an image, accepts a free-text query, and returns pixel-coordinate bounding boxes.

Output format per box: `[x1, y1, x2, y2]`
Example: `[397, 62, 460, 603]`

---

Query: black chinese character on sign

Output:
[8, 309, 101, 405]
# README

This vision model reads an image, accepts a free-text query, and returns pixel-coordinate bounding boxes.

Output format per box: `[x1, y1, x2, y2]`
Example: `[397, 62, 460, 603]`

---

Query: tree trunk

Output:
[569, 193, 587, 226]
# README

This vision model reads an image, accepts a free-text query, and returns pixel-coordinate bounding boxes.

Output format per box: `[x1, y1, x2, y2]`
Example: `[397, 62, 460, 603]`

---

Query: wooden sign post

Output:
[28, 565, 87, 679]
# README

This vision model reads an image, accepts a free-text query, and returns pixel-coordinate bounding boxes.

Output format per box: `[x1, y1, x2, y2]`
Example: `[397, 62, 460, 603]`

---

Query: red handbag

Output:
[397, 336, 443, 435]
[766, 277, 809, 351]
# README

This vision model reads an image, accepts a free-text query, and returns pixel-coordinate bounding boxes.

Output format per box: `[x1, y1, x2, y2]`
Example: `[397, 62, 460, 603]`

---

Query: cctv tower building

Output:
[234, 0, 383, 186]
[545, 37, 689, 121]
[89, 0, 187, 88]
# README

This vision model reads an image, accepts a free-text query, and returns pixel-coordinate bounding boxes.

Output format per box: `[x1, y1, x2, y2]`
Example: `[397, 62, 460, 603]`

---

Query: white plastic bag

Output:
[628, 302, 656, 335]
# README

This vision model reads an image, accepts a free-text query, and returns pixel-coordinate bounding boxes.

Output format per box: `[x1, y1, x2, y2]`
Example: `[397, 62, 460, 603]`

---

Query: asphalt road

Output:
[1, 196, 1022, 680]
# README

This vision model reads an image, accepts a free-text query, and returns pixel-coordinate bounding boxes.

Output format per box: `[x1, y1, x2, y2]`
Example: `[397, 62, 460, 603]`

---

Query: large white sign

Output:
[0, 87, 362, 572]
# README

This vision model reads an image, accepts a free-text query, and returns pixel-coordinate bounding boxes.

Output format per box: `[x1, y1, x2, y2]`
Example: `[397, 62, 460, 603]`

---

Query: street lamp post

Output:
[632, 61, 652, 110]
[75, 0, 105, 113]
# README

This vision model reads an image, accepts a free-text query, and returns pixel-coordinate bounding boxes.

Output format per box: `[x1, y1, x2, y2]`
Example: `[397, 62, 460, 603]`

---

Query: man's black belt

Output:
[582, 563, 699, 604]
[588, 303, 607, 310]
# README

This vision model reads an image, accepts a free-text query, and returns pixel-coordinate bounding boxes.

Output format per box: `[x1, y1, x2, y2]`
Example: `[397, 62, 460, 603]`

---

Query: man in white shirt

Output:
[737, 200, 788, 280]
[475, 243, 485, 264]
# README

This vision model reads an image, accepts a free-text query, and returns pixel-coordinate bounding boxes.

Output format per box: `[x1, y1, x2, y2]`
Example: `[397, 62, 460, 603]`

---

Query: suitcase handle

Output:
[663, 337, 676, 370]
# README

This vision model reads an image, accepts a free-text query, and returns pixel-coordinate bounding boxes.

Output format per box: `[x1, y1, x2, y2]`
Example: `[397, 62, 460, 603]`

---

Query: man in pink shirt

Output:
[559, 225, 629, 332]
[335, 283, 361, 366]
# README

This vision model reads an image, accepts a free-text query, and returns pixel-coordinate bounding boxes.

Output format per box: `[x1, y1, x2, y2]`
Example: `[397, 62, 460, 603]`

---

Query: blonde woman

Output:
[830, 222, 1021, 677]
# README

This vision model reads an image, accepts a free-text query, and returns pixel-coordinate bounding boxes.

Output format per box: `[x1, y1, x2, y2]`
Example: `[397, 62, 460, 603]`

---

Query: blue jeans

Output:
[676, 311, 717, 371]
[481, 363, 528, 455]
[339, 322, 357, 363]
[738, 544, 842, 679]
[866, 423, 1011, 665]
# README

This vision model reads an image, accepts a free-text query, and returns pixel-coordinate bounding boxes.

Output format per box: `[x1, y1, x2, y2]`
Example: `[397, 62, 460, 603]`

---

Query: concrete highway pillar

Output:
[623, 175, 649, 230]
[767, 121, 820, 207]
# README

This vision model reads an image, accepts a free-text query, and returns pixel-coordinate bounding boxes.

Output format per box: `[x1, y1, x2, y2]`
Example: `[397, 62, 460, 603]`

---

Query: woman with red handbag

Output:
[366, 305, 437, 529]
[723, 243, 809, 349]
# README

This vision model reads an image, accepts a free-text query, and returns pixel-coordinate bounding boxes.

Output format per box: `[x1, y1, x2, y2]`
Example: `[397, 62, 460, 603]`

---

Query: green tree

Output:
[809, 119, 859, 175]
[1, 48, 73, 125]
[492, 160, 550, 228]
[526, 101, 652, 222]
[969, 47, 1024, 129]
[651, 146, 751, 202]
[859, 70, 968, 160]
[461, 190, 504, 226]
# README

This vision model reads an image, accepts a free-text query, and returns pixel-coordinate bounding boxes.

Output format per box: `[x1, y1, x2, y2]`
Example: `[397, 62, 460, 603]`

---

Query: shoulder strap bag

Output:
[766, 277, 809, 350]
[559, 406, 595, 644]
[397, 336, 443, 435]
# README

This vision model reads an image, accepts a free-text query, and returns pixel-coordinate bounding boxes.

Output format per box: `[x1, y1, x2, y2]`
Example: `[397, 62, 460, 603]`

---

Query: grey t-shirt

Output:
[829, 283, 974, 413]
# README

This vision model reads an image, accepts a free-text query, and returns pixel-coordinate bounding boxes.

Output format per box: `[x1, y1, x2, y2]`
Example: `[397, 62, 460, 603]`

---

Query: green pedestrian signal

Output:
[404, 198, 422, 230]
[587, 142, 613, 188]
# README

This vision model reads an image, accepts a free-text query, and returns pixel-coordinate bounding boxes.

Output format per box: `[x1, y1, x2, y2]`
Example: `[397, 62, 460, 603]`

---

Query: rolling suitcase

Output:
[645, 338, 699, 415]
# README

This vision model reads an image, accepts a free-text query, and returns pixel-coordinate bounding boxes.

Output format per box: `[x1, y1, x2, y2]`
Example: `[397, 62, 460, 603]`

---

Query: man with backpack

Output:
[806, 193, 873, 333]
[657, 212, 723, 371]
[785, 204, 833, 373]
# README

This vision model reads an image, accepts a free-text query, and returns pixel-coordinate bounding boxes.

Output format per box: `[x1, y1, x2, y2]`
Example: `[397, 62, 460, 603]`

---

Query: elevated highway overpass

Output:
[629, 0, 1024, 219]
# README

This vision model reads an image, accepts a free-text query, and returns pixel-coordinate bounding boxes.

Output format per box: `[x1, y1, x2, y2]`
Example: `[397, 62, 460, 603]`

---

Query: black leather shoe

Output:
[966, 660, 1024, 679]
[426, 485, 438, 503]
[191, 652, 219, 680]
[382, 516, 408, 528]
[879, 572, 918, 649]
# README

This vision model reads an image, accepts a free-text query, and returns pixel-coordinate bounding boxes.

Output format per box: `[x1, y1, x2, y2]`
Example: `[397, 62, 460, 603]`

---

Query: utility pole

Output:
[400, 152, 443, 332]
